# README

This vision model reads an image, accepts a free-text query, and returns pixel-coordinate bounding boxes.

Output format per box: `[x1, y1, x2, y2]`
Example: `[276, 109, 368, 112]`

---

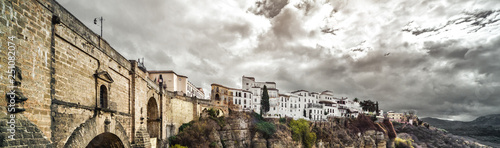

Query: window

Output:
[244, 93, 246, 98]
[100, 85, 108, 108]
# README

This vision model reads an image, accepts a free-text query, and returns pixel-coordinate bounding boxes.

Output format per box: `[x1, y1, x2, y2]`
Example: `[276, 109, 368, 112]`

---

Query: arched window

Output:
[100, 85, 108, 108]
[215, 94, 220, 101]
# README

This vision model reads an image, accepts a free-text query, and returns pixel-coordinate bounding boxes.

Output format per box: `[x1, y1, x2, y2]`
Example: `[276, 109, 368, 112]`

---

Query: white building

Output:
[319, 91, 341, 117]
[148, 70, 205, 99]
[227, 76, 363, 121]
[230, 88, 253, 112]
[242, 76, 279, 114]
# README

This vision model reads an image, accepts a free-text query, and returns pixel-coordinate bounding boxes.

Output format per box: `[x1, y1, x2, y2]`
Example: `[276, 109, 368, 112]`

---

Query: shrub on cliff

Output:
[255, 121, 276, 138]
[289, 119, 316, 148]
[395, 137, 414, 148]
[169, 119, 217, 147]
[251, 112, 277, 138]
[206, 108, 225, 127]
[279, 117, 286, 124]
[171, 144, 188, 148]
[207, 108, 219, 118]
[178, 121, 194, 133]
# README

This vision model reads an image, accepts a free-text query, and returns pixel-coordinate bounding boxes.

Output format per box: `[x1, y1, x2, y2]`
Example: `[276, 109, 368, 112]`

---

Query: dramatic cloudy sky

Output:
[58, 0, 500, 121]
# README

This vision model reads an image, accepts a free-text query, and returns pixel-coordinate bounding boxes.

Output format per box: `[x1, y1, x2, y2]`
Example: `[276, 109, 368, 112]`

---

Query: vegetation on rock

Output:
[178, 121, 194, 133]
[395, 137, 414, 148]
[289, 119, 317, 148]
[252, 112, 276, 138]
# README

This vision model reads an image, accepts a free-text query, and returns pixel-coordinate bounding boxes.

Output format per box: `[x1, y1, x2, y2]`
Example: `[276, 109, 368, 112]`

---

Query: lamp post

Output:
[94, 17, 104, 47]
[158, 74, 163, 141]
[93, 17, 103, 37]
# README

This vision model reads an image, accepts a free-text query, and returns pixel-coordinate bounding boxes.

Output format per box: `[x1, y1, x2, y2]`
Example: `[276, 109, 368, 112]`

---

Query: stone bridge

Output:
[0, 0, 212, 147]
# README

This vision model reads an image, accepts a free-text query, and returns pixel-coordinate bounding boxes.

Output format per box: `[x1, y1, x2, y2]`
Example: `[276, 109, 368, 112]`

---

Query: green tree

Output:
[261, 85, 270, 114]
[360, 100, 377, 112]
[289, 119, 316, 148]
[354, 98, 359, 102]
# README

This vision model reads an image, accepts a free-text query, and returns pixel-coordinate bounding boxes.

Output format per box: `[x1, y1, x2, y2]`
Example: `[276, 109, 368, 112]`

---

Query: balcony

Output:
[307, 103, 323, 109]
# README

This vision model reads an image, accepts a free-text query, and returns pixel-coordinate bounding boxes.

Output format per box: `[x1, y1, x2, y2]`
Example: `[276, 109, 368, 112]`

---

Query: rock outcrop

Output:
[169, 110, 389, 148]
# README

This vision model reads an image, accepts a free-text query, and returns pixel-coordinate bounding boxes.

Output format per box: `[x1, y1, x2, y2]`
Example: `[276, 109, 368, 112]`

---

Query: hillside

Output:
[422, 114, 500, 147]
[393, 122, 490, 148]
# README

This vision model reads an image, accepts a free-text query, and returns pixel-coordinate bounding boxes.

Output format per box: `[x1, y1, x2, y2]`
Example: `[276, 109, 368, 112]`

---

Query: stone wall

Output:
[0, 0, 53, 139]
[168, 95, 196, 133]
[0, 0, 204, 147]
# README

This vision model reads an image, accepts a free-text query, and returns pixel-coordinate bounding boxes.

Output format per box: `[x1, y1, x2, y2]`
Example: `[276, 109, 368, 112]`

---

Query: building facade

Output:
[148, 70, 205, 99]
[211, 76, 363, 121]
[386, 111, 404, 123]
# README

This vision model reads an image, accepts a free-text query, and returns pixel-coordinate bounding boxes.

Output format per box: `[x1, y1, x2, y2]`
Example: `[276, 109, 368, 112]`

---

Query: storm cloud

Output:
[58, 0, 500, 121]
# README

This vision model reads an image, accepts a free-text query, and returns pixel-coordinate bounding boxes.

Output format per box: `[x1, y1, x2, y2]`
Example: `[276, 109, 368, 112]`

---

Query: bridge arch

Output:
[64, 116, 130, 148]
[86, 132, 124, 148]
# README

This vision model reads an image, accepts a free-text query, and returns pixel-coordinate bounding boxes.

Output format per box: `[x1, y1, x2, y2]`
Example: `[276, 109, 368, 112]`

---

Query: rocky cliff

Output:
[169, 110, 391, 148]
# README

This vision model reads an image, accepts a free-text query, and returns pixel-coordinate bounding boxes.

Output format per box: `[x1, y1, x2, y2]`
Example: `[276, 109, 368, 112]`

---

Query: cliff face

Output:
[169, 111, 300, 148]
[311, 116, 390, 148]
[169, 110, 390, 148]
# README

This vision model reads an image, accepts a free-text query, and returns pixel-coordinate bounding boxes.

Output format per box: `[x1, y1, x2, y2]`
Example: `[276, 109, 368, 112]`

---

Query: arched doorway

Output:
[86, 132, 124, 148]
[147, 97, 160, 139]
